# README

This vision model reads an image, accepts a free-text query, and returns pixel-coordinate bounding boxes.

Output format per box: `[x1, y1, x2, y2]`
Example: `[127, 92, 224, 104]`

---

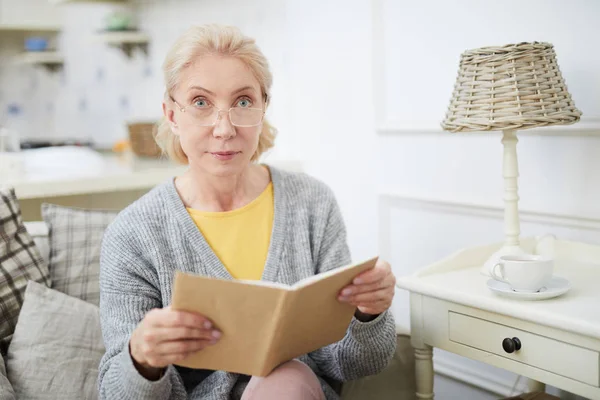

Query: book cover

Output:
[170, 256, 379, 376]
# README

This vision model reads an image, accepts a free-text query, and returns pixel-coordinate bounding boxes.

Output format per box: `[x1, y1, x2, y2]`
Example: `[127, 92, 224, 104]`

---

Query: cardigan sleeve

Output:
[307, 190, 397, 382]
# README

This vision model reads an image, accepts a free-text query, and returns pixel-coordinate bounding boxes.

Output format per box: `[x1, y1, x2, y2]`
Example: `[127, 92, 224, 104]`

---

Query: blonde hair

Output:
[155, 24, 276, 164]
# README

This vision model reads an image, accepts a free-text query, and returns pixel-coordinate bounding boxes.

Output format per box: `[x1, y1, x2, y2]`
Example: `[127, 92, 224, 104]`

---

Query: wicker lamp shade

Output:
[441, 42, 582, 132]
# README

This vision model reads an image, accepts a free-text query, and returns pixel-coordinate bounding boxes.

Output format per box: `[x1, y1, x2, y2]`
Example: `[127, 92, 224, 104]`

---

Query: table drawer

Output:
[448, 312, 599, 387]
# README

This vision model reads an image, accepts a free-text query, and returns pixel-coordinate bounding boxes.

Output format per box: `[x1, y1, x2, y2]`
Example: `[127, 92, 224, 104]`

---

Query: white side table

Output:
[396, 235, 600, 400]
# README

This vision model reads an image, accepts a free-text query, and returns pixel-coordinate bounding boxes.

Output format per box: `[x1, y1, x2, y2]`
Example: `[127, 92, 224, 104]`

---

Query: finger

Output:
[352, 269, 385, 285]
[145, 340, 216, 367]
[151, 308, 213, 330]
[341, 273, 395, 296]
[143, 327, 221, 344]
[339, 288, 393, 304]
[353, 262, 390, 285]
[154, 338, 217, 357]
[357, 298, 391, 309]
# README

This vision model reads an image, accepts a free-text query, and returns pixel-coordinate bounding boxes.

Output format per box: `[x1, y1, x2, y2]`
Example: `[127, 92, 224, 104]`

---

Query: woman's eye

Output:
[193, 99, 209, 108]
[236, 98, 252, 108]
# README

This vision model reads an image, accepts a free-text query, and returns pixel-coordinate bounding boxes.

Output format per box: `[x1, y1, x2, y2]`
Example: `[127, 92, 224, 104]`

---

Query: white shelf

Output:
[16, 51, 64, 65]
[96, 30, 148, 44]
[50, 0, 126, 3]
[95, 30, 149, 58]
[0, 24, 61, 33]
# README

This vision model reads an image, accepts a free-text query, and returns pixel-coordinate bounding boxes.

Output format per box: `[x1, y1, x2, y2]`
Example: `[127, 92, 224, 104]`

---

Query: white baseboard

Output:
[434, 355, 527, 397]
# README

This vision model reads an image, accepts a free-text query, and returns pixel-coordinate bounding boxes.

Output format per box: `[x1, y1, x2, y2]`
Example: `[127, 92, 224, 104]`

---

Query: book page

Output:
[233, 279, 292, 290]
[291, 256, 379, 290]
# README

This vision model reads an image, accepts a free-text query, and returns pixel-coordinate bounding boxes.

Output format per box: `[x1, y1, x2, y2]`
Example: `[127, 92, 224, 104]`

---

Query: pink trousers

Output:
[241, 360, 326, 400]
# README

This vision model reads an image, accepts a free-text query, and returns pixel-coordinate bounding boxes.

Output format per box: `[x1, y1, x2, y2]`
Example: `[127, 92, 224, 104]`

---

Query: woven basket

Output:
[127, 122, 162, 157]
[441, 42, 582, 132]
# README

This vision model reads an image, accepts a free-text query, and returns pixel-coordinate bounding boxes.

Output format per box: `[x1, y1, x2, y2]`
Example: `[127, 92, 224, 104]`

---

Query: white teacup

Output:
[491, 254, 554, 293]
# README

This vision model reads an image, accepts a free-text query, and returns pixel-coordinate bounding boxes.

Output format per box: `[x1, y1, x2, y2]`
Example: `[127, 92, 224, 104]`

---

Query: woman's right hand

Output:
[129, 306, 221, 379]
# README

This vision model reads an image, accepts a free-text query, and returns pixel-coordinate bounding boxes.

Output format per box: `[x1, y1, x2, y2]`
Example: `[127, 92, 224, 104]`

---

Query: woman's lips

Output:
[210, 151, 240, 161]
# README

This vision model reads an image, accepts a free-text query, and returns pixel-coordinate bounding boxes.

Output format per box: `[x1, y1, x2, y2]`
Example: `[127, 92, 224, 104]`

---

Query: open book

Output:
[170, 256, 378, 376]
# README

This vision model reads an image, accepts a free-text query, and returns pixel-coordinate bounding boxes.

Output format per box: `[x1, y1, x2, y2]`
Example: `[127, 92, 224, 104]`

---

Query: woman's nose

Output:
[212, 110, 236, 139]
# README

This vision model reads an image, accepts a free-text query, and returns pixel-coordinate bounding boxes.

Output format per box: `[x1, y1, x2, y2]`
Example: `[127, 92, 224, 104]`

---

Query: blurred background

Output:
[1, 1, 599, 398]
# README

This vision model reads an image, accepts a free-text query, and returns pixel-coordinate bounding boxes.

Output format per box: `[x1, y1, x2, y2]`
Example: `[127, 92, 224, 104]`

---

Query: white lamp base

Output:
[480, 129, 527, 276]
[481, 245, 528, 276]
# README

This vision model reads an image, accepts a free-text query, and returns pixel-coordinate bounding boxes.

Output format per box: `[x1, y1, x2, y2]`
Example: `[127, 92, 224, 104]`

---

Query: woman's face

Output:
[165, 55, 265, 177]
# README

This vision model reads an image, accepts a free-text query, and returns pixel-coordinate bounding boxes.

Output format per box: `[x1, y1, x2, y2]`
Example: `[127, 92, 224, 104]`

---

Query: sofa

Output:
[0, 188, 416, 399]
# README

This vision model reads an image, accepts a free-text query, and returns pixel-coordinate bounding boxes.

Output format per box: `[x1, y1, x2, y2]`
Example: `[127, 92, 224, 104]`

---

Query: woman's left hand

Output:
[338, 259, 396, 318]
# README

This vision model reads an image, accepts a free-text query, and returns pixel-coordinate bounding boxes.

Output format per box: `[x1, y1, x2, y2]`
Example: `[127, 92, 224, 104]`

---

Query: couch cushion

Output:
[0, 187, 50, 356]
[5, 280, 105, 400]
[42, 204, 117, 306]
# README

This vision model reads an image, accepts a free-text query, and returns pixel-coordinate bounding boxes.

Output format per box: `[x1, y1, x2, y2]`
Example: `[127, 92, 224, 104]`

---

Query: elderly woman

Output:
[97, 24, 397, 400]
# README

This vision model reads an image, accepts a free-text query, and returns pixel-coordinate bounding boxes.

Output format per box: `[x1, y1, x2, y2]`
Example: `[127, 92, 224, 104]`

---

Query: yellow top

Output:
[186, 182, 274, 280]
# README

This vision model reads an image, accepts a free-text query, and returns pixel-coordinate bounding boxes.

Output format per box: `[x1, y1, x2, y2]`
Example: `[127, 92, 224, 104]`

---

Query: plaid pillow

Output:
[0, 187, 50, 356]
[42, 204, 117, 306]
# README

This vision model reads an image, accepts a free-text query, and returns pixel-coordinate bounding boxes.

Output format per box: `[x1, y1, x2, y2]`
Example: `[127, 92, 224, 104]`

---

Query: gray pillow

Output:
[5, 281, 105, 400]
[0, 351, 16, 400]
[0, 187, 51, 355]
[41, 203, 117, 306]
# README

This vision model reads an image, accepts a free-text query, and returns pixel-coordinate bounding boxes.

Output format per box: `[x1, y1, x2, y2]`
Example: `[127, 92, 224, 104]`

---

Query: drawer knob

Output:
[502, 337, 522, 353]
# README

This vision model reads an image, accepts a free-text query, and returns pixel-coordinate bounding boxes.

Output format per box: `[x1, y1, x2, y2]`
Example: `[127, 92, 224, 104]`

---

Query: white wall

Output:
[281, 0, 379, 261]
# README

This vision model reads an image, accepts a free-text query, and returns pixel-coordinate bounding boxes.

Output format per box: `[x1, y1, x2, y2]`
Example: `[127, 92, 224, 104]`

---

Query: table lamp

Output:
[441, 42, 582, 275]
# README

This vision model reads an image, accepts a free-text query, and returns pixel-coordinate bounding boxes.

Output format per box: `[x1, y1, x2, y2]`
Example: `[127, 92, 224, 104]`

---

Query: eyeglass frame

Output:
[169, 95, 267, 127]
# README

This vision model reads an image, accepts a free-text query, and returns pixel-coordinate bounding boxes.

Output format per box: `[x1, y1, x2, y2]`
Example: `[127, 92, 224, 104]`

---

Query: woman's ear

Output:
[162, 101, 179, 136]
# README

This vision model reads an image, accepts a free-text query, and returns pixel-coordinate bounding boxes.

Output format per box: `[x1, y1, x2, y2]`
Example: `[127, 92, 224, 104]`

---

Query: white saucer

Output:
[486, 276, 571, 300]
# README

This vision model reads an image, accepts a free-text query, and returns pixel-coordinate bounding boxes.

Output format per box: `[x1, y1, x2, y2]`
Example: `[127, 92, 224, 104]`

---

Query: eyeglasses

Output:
[170, 96, 265, 127]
